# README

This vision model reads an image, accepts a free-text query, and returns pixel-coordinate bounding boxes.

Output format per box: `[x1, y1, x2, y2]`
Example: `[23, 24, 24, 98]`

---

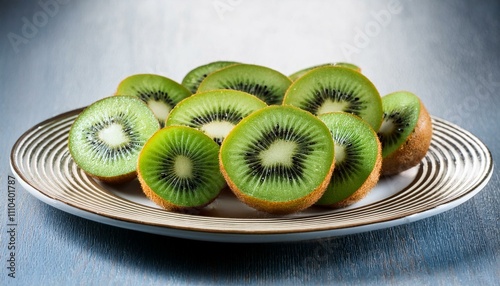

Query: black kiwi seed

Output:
[68, 95, 161, 183]
[156, 146, 206, 191]
[331, 137, 364, 184]
[137, 126, 226, 211]
[181, 61, 240, 93]
[315, 112, 382, 208]
[378, 110, 413, 151]
[377, 91, 432, 176]
[219, 105, 335, 214]
[190, 108, 245, 127]
[219, 80, 280, 105]
[84, 113, 143, 161]
[283, 66, 383, 131]
[301, 85, 367, 115]
[165, 90, 268, 146]
[136, 88, 176, 109]
[197, 64, 292, 106]
[115, 74, 192, 127]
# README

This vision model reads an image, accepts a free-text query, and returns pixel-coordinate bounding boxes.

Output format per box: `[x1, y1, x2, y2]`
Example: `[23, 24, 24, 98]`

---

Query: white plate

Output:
[10, 108, 493, 243]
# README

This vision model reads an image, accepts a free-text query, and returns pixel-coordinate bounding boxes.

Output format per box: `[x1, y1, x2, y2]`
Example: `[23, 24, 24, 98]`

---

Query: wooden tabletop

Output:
[1, 0, 498, 285]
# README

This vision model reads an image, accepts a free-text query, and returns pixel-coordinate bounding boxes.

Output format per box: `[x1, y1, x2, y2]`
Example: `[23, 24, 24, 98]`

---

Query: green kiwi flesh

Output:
[181, 61, 239, 93]
[137, 126, 226, 211]
[197, 64, 292, 105]
[377, 91, 421, 158]
[68, 96, 160, 183]
[316, 112, 381, 207]
[283, 66, 383, 131]
[219, 105, 335, 214]
[115, 74, 191, 126]
[166, 90, 267, 145]
[289, 62, 361, 81]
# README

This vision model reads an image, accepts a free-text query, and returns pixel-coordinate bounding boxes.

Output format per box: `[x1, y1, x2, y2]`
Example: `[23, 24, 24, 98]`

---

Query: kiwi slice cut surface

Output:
[377, 91, 432, 175]
[378, 91, 421, 157]
[181, 61, 239, 93]
[197, 64, 292, 105]
[283, 66, 383, 131]
[316, 112, 381, 208]
[137, 126, 226, 211]
[68, 96, 160, 183]
[166, 89, 267, 145]
[219, 105, 335, 214]
[289, 62, 361, 81]
[115, 74, 191, 126]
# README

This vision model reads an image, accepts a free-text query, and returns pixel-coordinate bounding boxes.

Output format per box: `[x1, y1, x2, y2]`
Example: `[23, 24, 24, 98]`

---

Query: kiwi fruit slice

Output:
[283, 66, 383, 131]
[289, 62, 361, 81]
[115, 74, 191, 126]
[316, 112, 382, 208]
[137, 126, 226, 212]
[197, 64, 292, 105]
[166, 89, 267, 145]
[219, 105, 335, 214]
[68, 96, 160, 183]
[181, 61, 239, 93]
[377, 91, 432, 176]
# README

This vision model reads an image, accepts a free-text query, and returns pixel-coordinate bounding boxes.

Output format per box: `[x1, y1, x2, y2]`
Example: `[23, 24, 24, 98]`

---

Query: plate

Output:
[10, 108, 493, 243]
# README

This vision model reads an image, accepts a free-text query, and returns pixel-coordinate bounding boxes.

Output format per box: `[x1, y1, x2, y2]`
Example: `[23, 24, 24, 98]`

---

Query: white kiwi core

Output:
[334, 143, 346, 164]
[98, 123, 129, 147]
[200, 121, 235, 140]
[174, 155, 193, 178]
[148, 100, 171, 122]
[378, 119, 396, 135]
[317, 99, 350, 115]
[259, 139, 297, 167]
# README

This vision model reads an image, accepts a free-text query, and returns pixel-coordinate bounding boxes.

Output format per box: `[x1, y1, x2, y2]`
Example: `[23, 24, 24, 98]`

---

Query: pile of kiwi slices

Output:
[67, 61, 433, 215]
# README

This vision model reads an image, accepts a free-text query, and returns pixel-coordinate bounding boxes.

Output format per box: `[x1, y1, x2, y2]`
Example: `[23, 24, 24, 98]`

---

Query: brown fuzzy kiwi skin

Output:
[326, 135, 382, 208]
[219, 151, 335, 215]
[137, 166, 216, 213]
[90, 171, 137, 184]
[381, 101, 433, 176]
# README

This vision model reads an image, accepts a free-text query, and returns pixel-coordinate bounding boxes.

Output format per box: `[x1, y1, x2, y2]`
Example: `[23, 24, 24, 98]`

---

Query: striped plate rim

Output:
[10, 108, 494, 242]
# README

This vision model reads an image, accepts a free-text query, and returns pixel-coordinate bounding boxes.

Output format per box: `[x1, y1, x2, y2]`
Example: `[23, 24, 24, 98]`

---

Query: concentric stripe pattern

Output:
[10, 108, 493, 235]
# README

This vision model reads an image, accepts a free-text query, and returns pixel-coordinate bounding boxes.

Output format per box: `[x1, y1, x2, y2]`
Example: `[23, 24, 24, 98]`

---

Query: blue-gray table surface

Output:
[1, 0, 498, 285]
